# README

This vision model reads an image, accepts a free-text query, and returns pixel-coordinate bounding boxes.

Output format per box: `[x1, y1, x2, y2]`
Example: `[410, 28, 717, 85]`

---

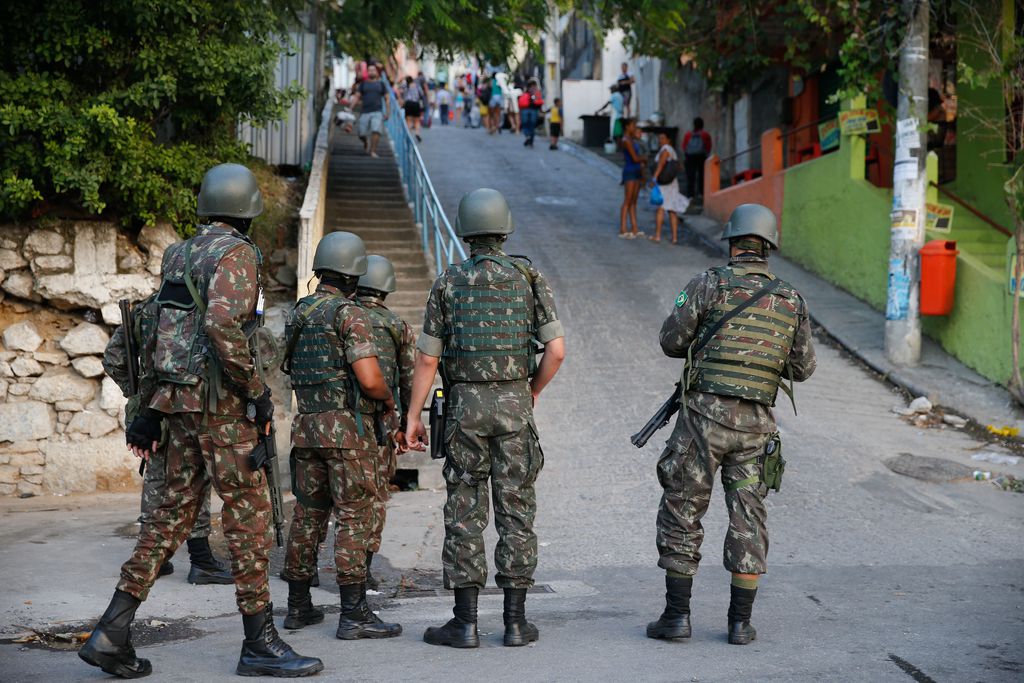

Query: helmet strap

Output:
[730, 237, 767, 257]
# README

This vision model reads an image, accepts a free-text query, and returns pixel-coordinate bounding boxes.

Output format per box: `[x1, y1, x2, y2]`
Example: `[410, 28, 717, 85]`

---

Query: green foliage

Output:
[0, 0, 305, 230]
[329, 0, 551, 63]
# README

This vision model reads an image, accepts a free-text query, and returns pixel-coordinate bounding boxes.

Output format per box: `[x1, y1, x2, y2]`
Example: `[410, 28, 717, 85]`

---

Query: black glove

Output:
[249, 386, 274, 430]
[126, 413, 162, 451]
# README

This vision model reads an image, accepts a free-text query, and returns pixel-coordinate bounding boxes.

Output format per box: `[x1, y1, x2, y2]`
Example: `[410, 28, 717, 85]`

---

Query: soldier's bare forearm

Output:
[530, 337, 565, 399]
[406, 352, 440, 426]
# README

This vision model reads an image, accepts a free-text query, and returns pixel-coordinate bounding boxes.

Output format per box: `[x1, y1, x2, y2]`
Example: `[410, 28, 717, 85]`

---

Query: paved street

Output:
[2, 124, 1022, 682]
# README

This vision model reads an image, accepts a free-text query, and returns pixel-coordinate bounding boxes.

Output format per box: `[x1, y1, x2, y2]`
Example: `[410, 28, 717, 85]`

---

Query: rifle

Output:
[248, 425, 286, 547]
[118, 299, 146, 477]
[630, 383, 681, 448]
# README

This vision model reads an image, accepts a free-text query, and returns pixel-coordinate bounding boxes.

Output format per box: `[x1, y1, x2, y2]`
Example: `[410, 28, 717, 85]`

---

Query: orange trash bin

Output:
[920, 239, 958, 315]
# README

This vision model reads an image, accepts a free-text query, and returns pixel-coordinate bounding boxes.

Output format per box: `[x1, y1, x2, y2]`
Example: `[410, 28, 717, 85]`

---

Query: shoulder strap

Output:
[693, 277, 782, 356]
[182, 240, 206, 314]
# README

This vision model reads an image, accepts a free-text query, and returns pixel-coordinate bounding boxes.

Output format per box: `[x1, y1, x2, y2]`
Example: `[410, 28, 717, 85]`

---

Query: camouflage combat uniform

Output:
[356, 293, 416, 554]
[656, 254, 815, 577]
[103, 301, 212, 543]
[418, 244, 563, 589]
[116, 223, 273, 616]
[281, 282, 383, 586]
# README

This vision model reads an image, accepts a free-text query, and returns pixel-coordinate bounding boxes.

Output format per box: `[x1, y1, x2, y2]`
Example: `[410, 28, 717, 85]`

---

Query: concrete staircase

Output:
[324, 127, 440, 488]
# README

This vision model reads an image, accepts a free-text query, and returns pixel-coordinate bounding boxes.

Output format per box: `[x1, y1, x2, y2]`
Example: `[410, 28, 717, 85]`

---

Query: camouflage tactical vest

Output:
[152, 227, 259, 394]
[361, 304, 402, 411]
[284, 293, 377, 415]
[690, 265, 799, 406]
[442, 254, 534, 383]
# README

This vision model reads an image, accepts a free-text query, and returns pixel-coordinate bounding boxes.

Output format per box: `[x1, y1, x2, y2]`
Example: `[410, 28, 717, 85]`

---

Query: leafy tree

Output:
[0, 0, 304, 230]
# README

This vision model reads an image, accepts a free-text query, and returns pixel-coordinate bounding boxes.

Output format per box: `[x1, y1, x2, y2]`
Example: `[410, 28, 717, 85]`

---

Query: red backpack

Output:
[518, 92, 531, 109]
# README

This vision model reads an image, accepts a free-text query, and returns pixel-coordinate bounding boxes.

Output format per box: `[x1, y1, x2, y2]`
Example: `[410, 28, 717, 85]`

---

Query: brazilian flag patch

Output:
[675, 291, 688, 307]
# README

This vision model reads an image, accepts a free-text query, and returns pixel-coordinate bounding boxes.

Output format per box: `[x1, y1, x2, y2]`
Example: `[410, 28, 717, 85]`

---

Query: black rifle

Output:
[118, 299, 147, 477]
[249, 426, 285, 547]
[630, 383, 681, 448]
[428, 387, 446, 460]
[631, 279, 784, 449]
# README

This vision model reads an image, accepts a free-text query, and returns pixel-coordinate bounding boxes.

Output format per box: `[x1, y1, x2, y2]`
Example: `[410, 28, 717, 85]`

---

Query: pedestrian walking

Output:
[649, 132, 689, 243]
[79, 163, 323, 679]
[682, 117, 712, 199]
[102, 295, 235, 587]
[596, 85, 625, 140]
[520, 81, 544, 147]
[405, 188, 566, 649]
[547, 97, 563, 150]
[436, 83, 452, 126]
[617, 62, 636, 118]
[488, 76, 504, 134]
[355, 256, 416, 590]
[401, 75, 425, 142]
[350, 63, 390, 158]
[279, 232, 403, 641]
[455, 86, 467, 127]
[506, 80, 522, 134]
[619, 119, 645, 239]
[647, 203, 816, 646]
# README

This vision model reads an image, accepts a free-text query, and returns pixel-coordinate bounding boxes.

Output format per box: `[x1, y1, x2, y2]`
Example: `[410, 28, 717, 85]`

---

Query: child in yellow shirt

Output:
[547, 98, 563, 150]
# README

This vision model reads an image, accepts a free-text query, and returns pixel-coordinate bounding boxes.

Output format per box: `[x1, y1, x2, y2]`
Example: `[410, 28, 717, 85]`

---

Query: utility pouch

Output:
[762, 433, 785, 493]
[428, 387, 447, 460]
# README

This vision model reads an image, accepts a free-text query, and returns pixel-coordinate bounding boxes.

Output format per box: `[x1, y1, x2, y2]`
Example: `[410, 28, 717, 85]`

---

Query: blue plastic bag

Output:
[649, 184, 664, 207]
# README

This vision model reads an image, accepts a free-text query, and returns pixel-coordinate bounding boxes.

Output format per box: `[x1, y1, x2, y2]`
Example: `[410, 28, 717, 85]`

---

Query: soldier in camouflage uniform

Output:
[405, 188, 566, 649]
[280, 231, 403, 640]
[647, 203, 816, 646]
[80, 164, 323, 679]
[356, 255, 416, 589]
[103, 295, 233, 586]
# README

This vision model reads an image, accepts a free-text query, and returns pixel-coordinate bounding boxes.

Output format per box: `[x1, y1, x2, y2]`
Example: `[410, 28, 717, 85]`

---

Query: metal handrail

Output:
[382, 78, 466, 272]
[930, 181, 1012, 237]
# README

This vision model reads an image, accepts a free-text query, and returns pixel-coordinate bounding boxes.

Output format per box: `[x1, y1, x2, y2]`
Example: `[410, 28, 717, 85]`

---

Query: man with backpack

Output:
[681, 117, 713, 199]
[519, 81, 544, 148]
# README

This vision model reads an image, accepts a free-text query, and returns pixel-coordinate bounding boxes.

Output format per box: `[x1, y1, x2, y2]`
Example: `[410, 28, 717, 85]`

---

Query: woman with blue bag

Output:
[649, 132, 690, 243]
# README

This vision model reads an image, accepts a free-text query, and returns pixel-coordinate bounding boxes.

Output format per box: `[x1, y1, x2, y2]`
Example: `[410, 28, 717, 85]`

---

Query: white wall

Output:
[562, 79, 610, 141]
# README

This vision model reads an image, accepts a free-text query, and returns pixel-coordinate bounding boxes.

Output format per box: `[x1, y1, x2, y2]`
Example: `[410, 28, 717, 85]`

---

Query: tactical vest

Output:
[441, 254, 535, 383]
[361, 304, 403, 412]
[283, 293, 377, 415]
[690, 265, 799, 406]
[152, 227, 260, 407]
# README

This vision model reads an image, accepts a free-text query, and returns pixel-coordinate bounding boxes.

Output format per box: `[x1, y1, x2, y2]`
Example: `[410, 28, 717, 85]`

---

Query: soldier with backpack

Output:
[681, 117, 713, 200]
[80, 163, 323, 678]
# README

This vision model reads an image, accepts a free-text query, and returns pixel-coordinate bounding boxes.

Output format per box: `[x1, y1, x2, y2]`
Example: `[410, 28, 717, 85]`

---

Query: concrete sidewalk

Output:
[563, 138, 1024, 430]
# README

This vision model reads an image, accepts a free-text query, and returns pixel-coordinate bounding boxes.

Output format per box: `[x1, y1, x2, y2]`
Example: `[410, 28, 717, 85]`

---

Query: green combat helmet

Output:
[455, 188, 514, 238]
[358, 255, 397, 293]
[312, 231, 368, 277]
[720, 203, 779, 250]
[196, 163, 264, 219]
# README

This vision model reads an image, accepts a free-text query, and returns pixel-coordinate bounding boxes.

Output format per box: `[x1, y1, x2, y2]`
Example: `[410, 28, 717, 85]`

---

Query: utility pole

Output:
[544, 2, 561, 103]
[885, 0, 929, 366]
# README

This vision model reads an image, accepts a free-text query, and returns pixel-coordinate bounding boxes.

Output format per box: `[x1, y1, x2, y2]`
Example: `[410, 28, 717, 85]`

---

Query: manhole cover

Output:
[885, 453, 974, 483]
[534, 196, 577, 206]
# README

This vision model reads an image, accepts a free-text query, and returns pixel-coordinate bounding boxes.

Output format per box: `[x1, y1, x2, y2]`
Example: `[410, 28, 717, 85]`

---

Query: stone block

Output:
[74, 223, 117, 275]
[0, 379, 7, 401]
[8, 452, 44, 467]
[33, 254, 74, 271]
[11, 356, 44, 377]
[0, 361, 11, 377]
[7, 383, 30, 396]
[0, 351, 15, 361]
[17, 480, 42, 496]
[19, 464, 44, 476]
[58, 411, 73, 424]
[55, 400, 84, 412]
[28, 370, 98, 404]
[0, 401, 54, 442]
[274, 265, 297, 287]
[0, 465, 18, 484]
[99, 376, 127, 414]
[72, 355, 105, 378]
[3, 271, 40, 301]
[35, 272, 156, 310]
[101, 303, 122, 325]
[24, 230, 64, 255]
[42, 433, 137, 494]
[22, 473, 43, 485]
[0, 248, 27, 270]
[67, 410, 119, 438]
[34, 350, 70, 366]
[18, 376, 36, 384]
[0, 482, 15, 495]
[3, 320, 43, 352]
[59, 322, 110, 356]
[0, 440, 44, 454]
[138, 222, 180, 275]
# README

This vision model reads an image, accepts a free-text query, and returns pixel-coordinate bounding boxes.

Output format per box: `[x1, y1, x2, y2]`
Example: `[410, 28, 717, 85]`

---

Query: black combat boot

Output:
[336, 583, 402, 639]
[503, 587, 539, 647]
[186, 537, 233, 585]
[79, 590, 152, 679]
[727, 585, 758, 645]
[423, 587, 480, 648]
[157, 562, 174, 578]
[283, 578, 325, 630]
[236, 604, 324, 677]
[365, 551, 379, 590]
[647, 575, 692, 640]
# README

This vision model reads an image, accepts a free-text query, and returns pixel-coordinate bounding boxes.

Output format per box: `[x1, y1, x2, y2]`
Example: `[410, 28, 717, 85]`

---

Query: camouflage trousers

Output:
[656, 410, 770, 576]
[140, 444, 211, 540]
[368, 441, 397, 554]
[283, 447, 377, 586]
[118, 413, 272, 615]
[442, 382, 544, 590]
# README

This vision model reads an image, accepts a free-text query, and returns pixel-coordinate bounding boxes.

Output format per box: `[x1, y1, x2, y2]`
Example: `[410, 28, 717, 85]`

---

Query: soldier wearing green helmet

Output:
[648, 203, 816, 646]
[355, 255, 418, 589]
[81, 163, 324, 678]
[405, 188, 566, 649]
[279, 231, 404, 641]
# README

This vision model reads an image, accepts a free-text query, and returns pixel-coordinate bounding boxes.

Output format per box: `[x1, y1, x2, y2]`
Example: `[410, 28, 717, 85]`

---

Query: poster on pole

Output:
[891, 209, 918, 240]
[896, 117, 921, 150]
[925, 202, 954, 232]
[818, 118, 840, 151]
[886, 257, 912, 320]
[839, 109, 881, 135]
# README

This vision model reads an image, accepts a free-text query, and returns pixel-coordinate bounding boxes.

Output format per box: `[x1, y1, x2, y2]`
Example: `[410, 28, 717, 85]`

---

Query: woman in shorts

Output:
[402, 76, 424, 142]
[619, 119, 646, 239]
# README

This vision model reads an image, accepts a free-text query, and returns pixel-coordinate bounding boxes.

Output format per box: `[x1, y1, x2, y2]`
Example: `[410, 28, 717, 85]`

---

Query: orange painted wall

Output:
[703, 128, 786, 243]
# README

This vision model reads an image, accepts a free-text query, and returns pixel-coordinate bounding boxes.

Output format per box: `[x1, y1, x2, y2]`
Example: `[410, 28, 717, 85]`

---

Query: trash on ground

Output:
[909, 396, 933, 413]
[986, 425, 1020, 438]
[942, 414, 968, 428]
[992, 474, 1024, 493]
[971, 452, 1020, 466]
[973, 470, 991, 480]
